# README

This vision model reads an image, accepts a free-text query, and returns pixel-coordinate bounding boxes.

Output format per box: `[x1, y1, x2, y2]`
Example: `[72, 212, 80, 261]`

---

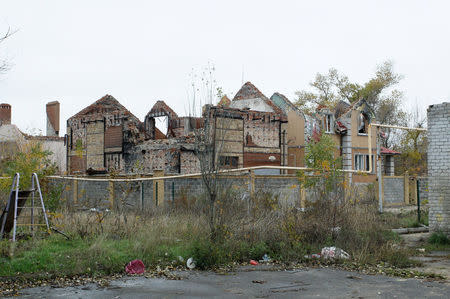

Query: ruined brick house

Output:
[270, 93, 400, 183]
[66, 82, 289, 175]
[65, 82, 399, 179]
[66, 95, 146, 174]
[65, 94, 204, 175]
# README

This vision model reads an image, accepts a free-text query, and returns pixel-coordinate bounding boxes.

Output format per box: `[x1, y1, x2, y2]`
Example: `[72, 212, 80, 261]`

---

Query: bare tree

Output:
[188, 64, 234, 240]
[0, 28, 16, 74]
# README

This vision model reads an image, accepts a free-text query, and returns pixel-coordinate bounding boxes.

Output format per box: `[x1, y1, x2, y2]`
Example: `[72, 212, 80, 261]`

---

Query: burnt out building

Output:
[123, 82, 288, 175]
[216, 82, 288, 173]
[66, 82, 288, 175]
[66, 95, 146, 174]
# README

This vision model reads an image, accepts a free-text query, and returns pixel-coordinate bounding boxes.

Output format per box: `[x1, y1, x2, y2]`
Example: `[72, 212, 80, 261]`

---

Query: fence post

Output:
[410, 176, 418, 205]
[140, 180, 144, 210]
[300, 186, 306, 210]
[249, 170, 255, 197]
[108, 180, 114, 209]
[153, 170, 165, 207]
[404, 171, 409, 204]
[72, 179, 78, 206]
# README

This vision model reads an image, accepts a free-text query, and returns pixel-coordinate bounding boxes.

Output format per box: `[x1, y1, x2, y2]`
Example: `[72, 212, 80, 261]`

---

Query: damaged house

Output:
[66, 82, 288, 175]
[66, 82, 398, 180]
[270, 94, 399, 183]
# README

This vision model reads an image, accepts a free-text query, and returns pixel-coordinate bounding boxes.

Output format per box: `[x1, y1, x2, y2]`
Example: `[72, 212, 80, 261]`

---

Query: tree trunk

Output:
[209, 192, 216, 241]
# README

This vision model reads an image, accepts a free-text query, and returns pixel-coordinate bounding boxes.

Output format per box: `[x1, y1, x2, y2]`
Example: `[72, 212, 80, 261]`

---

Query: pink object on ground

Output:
[125, 259, 145, 274]
[250, 260, 259, 265]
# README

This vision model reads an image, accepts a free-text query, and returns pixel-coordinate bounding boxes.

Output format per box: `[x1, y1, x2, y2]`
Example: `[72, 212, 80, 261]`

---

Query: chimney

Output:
[0, 103, 11, 125]
[46, 101, 60, 136]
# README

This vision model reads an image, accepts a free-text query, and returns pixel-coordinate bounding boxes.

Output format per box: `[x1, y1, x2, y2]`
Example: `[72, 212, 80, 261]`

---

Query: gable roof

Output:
[336, 98, 375, 122]
[217, 95, 231, 107]
[69, 95, 141, 124]
[232, 82, 285, 116]
[146, 100, 178, 119]
[270, 92, 304, 118]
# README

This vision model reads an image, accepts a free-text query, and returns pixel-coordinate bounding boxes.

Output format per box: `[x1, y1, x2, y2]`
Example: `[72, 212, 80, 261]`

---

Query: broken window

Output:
[354, 154, 374, 172]
[358, 113, 369, 134]
[154, 116, 169, 135]
[219, 156, 239, 168]
[324, 114, 333, 133]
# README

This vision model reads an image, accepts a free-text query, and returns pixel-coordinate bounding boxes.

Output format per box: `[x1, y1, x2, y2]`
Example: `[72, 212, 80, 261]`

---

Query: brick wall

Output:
[427, 102, 450, 236]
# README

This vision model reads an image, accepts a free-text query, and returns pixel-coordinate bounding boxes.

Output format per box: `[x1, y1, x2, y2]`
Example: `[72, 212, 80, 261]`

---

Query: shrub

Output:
[428, 232, 450, 245]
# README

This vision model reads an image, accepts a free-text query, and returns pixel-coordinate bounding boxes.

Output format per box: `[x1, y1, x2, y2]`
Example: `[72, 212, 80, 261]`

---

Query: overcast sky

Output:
[1, 0, 449, 135]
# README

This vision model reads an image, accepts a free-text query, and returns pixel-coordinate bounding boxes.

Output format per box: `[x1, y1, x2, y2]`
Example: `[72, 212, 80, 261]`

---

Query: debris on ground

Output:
[321, 247, 350, 260]
[250, 260, 259, 265]
[186, 257, 196, 269]
[304, 253, 321, 259]
[125, 259, 145, 274]
[259, 253, 271, 263]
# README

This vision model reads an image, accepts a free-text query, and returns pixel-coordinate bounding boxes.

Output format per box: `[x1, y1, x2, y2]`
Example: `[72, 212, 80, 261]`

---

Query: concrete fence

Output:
[381, 174, 428, 206]
[49, 171, 305, 211]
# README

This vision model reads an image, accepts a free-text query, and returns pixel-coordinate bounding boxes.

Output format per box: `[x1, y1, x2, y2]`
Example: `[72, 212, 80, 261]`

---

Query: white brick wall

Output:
[427, 102, 450, 236]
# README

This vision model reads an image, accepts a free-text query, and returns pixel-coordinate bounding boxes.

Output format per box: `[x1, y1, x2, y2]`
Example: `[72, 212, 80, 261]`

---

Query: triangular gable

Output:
[270, 93, 299, 114]
[146, 100, 178, 119]
[231, 82, 285, 116]
[68, 95, 141, 124]
[217, 95, 231, 107]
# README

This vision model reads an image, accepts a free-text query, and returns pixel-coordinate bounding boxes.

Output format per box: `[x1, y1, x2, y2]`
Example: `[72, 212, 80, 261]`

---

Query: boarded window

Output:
[104, 126, 123, 149]
[69, 155, 86, 174]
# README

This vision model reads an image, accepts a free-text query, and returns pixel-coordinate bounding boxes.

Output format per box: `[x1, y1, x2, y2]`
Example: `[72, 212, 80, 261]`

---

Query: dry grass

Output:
[0, 185, 417, 276]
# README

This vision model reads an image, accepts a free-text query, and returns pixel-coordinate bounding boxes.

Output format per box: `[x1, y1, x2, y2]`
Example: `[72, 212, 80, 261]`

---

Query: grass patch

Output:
[0, 235, 135, 277]
[424, 232, 450, 251]
[381, 209, 428, 229]
[429, 232, 450, 245]
[0, 191, 419, 277]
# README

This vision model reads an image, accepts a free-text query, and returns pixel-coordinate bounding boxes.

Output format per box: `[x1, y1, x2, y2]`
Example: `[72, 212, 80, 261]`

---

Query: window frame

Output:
[324, 113, 334, 134]
[218, 156, 239, 169]
[357, 113, 369, 135]
[354, 154, 374, 173]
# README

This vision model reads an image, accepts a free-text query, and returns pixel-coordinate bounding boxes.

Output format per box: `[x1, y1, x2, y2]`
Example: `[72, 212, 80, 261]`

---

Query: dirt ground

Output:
[400, 232, 450, 281]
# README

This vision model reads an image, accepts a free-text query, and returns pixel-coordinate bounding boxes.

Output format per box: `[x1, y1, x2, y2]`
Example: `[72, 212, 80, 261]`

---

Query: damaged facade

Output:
[67, 82, 288, 175]
[66, 82, 397, 181]
[271, 93, 399, 183]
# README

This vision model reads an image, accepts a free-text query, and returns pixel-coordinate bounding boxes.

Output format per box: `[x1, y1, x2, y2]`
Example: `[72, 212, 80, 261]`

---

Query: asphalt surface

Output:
[15, 267, 450, 298]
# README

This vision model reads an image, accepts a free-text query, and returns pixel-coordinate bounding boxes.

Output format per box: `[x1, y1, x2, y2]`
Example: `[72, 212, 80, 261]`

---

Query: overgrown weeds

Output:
[382, 209, 429, 228]
[0, 186, 417, 277]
